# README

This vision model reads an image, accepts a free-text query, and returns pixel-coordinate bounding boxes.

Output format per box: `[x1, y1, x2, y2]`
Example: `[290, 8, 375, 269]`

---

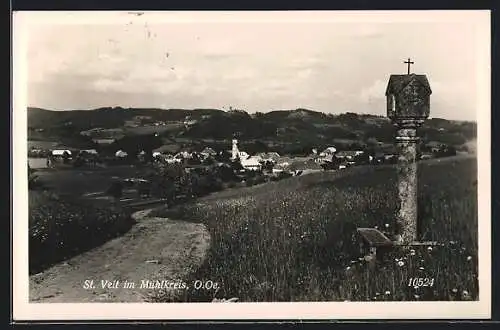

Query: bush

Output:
[106, 181, 123, 199]
[29, 191, 134, 274]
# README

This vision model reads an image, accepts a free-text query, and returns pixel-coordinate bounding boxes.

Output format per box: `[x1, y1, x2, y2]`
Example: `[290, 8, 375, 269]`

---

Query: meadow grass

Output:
[151, 156, 478, 302]
[29, 190, 134, 274]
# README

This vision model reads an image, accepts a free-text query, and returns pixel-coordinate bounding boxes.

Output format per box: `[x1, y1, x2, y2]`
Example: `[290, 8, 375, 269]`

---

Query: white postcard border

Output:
[12, 10, 491, 321]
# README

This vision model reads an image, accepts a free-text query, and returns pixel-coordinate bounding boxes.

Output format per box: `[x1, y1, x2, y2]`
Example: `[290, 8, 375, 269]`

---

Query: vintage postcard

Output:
[12, 10, 491, 320]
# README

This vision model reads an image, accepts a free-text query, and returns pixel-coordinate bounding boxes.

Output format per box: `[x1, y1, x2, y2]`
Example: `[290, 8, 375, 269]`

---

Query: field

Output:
[151, 156, 478, 302]
[123, 123, 184, 135]
[32, 165, 152, 197]
[28, 157, 49, 169]
[29, 190, 134, 274]
[28, 140, 60, 149]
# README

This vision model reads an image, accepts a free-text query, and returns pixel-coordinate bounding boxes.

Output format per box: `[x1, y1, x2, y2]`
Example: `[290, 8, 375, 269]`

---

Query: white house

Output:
[241, 156, 262, 171]
[319, 146, 337, 157]
[51, 149, 72, 157]
[81, 149, 98, 155]
[201, 147, 217, 157]
[258, 152, 280, 163]
[115, 150, 128, 158]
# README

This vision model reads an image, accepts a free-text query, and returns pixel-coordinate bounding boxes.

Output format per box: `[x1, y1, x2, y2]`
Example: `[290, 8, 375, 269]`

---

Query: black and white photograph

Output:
[13, 10, 490, 320]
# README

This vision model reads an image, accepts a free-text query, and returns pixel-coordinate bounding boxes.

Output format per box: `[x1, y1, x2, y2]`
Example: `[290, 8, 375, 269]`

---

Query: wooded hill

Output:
[27, 107, 476, 154]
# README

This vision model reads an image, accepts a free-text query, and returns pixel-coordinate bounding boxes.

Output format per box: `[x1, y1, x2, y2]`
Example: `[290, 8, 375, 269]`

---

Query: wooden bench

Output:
[356, 228, 394, 259]
[356, 227, 439, 260]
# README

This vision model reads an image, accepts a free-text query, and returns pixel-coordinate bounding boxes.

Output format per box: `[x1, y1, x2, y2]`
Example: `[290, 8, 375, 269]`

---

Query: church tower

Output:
[231, 138, 239, 161]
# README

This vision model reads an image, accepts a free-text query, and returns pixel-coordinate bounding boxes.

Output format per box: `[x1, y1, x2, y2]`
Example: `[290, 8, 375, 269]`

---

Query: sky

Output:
[20, 11, 489, 121]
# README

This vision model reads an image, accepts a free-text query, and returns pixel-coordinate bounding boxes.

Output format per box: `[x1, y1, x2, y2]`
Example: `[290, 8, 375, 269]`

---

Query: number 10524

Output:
[408, 277, 435, 287]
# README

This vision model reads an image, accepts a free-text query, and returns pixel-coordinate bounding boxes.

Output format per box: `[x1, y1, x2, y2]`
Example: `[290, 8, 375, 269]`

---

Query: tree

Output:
[28, 163, 39, 190]
[354, 152, 370, 165]
[107, 181, 123, 200]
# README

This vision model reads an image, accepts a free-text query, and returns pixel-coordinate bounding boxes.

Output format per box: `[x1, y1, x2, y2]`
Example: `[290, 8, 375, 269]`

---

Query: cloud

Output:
[24, 18, 483, 120]
[359, 79, 387, 103]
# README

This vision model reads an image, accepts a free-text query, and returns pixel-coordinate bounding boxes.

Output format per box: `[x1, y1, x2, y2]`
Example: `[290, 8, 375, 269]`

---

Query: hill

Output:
[27, 107, 476, 154]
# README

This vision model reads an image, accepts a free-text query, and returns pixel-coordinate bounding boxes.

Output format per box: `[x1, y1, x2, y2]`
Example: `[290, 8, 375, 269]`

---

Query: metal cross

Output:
[404, 58, 414, 75]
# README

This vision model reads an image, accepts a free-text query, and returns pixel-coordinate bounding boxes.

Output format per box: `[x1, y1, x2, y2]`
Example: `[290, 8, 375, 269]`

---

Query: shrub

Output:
[29, 191, 134, 274]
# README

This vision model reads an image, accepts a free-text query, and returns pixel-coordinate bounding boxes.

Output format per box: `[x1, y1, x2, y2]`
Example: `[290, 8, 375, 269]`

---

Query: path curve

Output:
[29, 208, 211, 303]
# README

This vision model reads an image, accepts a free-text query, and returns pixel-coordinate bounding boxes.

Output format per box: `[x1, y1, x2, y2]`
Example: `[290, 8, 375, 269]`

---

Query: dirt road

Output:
[29, 209, 210, 303]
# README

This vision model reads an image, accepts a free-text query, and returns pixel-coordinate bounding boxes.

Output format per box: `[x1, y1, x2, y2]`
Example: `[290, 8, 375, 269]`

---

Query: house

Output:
[314, 154, 336, 164]
[241, 157, 262, 171]
[200, 147, 217, 158]
[92, 138, 116, 145]
[183, 119, 198, 126]
[115, 150, 128, 158]
[319, 146, 337, 157]
[162, 154, 181, 163]
[175, 151, 194, 159]
[153, 144, 181, 155]
[386, 74, 432, 120]
[51, 149, 72, 157]
[336, 151, 364, 161]
[426, 141, 443, 153]
[258, 152, 281, 163]
[384, 154, 397, 162]
[81, 149, 98, 155]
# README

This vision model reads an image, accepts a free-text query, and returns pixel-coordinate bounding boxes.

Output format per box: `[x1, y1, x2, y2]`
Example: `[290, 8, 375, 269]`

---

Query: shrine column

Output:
[385, 60, 432, 244]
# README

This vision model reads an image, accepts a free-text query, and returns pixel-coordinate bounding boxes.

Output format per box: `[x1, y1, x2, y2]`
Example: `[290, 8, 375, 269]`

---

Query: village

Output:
[28, 131, 458, 201]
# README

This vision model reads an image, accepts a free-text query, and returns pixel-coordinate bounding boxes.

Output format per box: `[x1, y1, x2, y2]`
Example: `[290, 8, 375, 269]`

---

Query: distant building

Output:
[257, 152, 281, 163]
[319, 146, 337, 157]
[241, 157, 262, 171]
[201, 147, 217, 158]
[81, 149, 98, 155]
[336, 150, 364, 161]
[92, 138, 116, 145]
[115, 150, 128, 158]
[419, 153, 433, 160]
[153, 144, 181, 155]
[51, 149, 72, 157]
[426, 141, 443, 153]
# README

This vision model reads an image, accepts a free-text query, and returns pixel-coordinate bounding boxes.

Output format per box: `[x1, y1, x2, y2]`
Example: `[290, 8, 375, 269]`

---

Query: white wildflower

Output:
[419, 267, 425, 271]
[467, 256, 472, 261]
[452, 288, 458, 293]
[427, 246, 433, 252]
[385, 223, 390, 228]
[397, 261, 405, 267]
[410, 249, 416, 256]
[385, 290, 391, 295]
[414, 294, 420, 299]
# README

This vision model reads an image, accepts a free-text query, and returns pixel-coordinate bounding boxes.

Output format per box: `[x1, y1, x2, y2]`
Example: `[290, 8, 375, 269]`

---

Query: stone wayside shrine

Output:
[357, 58, 438, 261]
